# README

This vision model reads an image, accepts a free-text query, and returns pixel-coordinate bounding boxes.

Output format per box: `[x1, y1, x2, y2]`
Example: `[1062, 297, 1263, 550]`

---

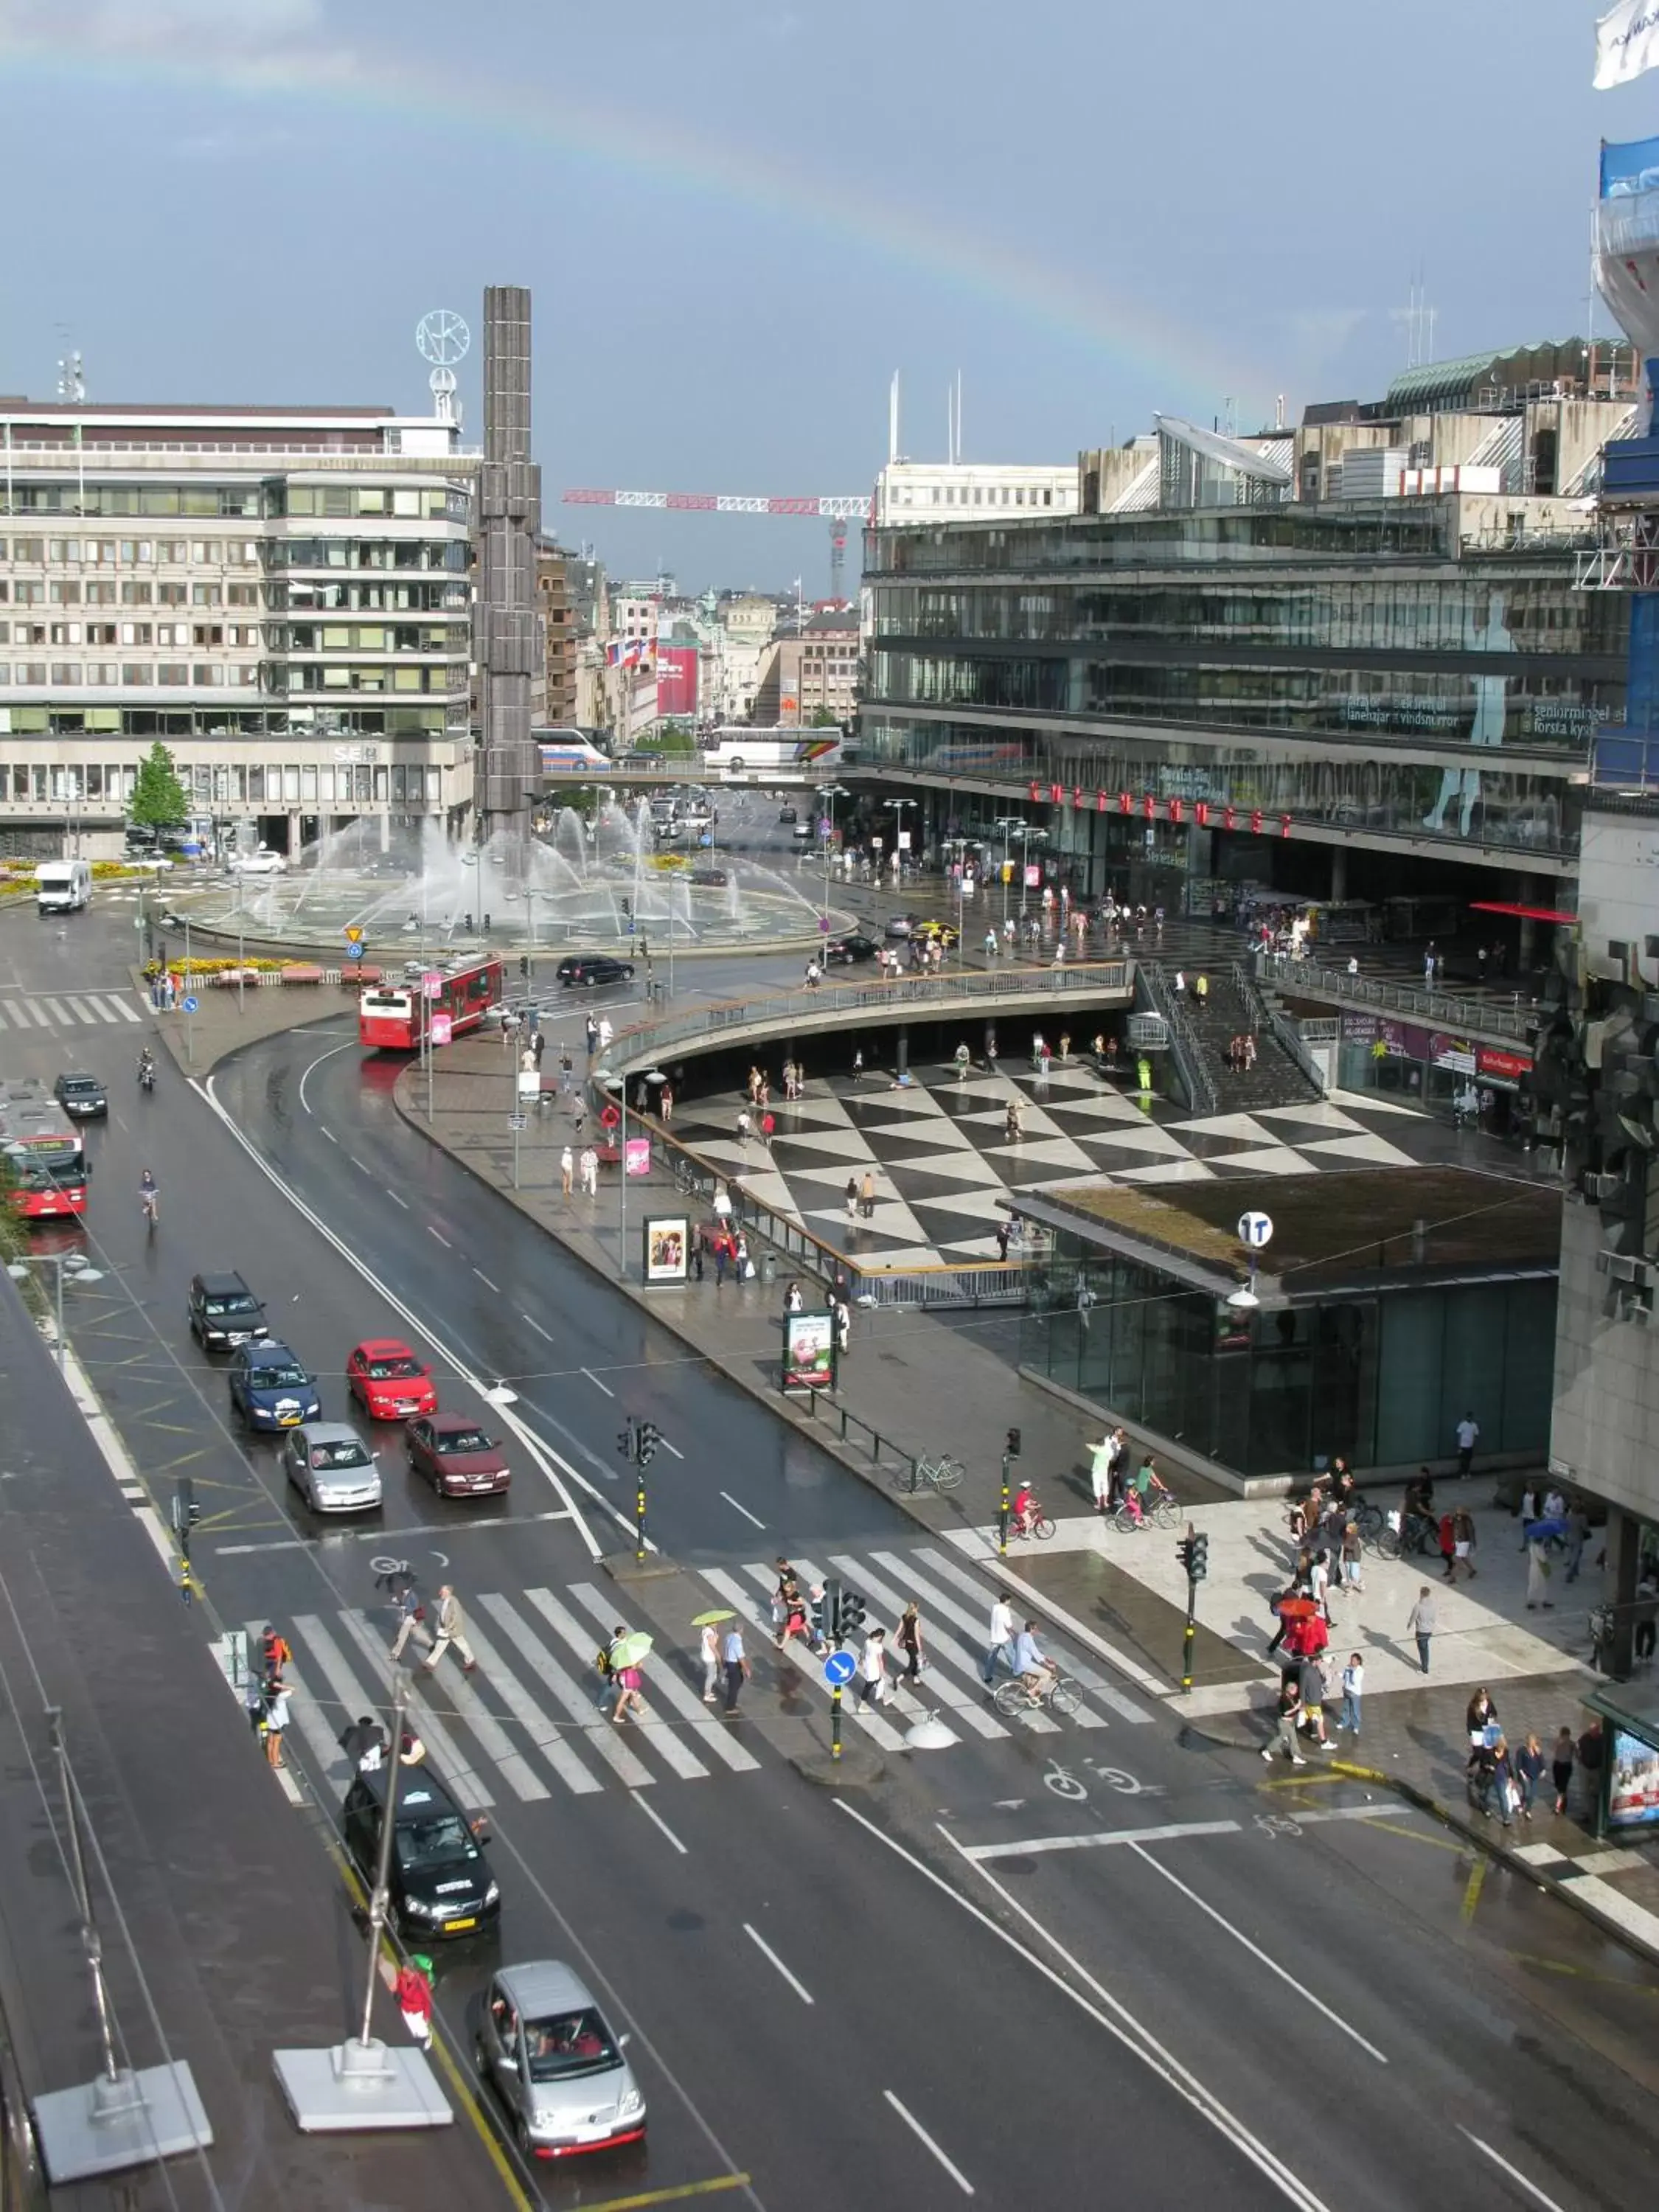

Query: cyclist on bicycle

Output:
[1012, 1481, 1040, 1537]
[1123, 1454, 1168, 1526]
[1009, 1620, 1057, 1705]
[139, 1168, 159, 1223]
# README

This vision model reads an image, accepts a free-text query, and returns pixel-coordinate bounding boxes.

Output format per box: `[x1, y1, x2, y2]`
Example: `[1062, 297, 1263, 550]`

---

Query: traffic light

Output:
[636, 1422, 661, 1467]
[1176, 1536, 1193, 1578]
[621, 897, 632, 919]
[173, 1478, 200, 1534]
[519, 954, 530, 978]
[1189, 1531, 1209, 1582]
[821, 1576, 842, 1646]
[838, 1588, 867, 1643]
[1006, 1427, 1022, 1460]
[616, 1419, 636, 1461]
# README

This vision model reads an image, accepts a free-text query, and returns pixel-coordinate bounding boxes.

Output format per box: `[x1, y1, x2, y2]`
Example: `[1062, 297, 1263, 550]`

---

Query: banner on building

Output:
[1596, 1, 1659, 89]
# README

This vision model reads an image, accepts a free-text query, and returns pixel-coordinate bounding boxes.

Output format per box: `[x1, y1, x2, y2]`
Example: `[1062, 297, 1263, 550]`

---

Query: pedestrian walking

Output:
[1518, 1481, 1539, 1551]
[1551, 1725, 1576, 1814]
[661, 1082, 673, 1125]
[860, 1170, 877, 1220]
[833, 1298, 851, 1358]
[1515, 1731, 1546, 1821]
[560, 1146, 574, 1199]
[721, 1623, 749, 1714]
[597, 1016, 613, 1054]
[388, 1578, 427, 1660]
[1455, 1410, 1480, 1478]
[1526, 1537, 1554, 1609]
[844, 1176, 859, 1223]
[611, 1657, 646, 1726]
[1298, 1655, 1335, 1750]
[1405, 1585, 1437, 1673]
[1438, 1510, 1458, 1581]
[263, 1674, 291, 1768]
[700, 1622, 722, 1702]
[1563, 1503, 1590, 1583]
[559, 1047, 574, 1093]
[1339, 1652, 1364, 1736]
[782, 1279, 804, 1317]
[1452, 1506, 1477, 1582]
[1262, 1676, 1308, 1765]
[580, 1146, 599, 1199]
[856, 1628, 889, 1708]
[1340, 1520, 1364, 1593]
[532, 1028, 546, 1068]
[982, 1591, 1016, 1686]
[894, 1602, 924, 1681]
[422, 1585, 477, 1676]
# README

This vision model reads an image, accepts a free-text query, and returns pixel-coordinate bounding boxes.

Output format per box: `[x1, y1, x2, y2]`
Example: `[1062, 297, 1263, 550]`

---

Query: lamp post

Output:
[7, 1252, 106, 1369]
[818, 783, 848, 932]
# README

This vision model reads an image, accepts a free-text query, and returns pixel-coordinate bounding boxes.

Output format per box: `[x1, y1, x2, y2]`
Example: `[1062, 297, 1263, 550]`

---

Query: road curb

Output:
[788, 1745, 886, 1790]
[1180, 1716, 1659, 1973]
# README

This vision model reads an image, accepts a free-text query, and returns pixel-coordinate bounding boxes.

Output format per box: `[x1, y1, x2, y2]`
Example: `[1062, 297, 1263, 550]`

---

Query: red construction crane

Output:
[562, 486, 870, 596]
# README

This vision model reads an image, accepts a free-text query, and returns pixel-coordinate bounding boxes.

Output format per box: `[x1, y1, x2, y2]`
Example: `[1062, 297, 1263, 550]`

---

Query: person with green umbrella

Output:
[609, 1628, 653, 1725]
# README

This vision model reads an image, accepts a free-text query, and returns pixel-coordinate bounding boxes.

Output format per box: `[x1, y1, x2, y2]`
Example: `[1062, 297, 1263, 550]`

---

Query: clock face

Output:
[416, 310, 470, 367]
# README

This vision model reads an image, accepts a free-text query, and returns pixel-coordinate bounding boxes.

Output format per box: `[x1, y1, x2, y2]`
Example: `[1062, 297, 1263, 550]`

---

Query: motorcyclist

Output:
[136, 1047, 156, 1090]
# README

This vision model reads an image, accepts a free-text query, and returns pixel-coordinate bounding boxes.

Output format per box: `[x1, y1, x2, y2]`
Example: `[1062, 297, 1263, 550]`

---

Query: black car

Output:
[823, 933, 878, 966]
[689, 867, 728, 888]
[188, 1270, 269, 1350]
[556, 956, 635, 988]
[778, 805, 798, 825]
[228, 1340, 321, 1430]
[53, 1072, 107, 1119]
[341, 1765, 500, 1941]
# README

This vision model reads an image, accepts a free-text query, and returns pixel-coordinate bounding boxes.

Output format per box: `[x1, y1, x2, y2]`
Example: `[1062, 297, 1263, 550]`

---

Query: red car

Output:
[347, 1338, 438, 1421]
[406, 1414, 510, 1499]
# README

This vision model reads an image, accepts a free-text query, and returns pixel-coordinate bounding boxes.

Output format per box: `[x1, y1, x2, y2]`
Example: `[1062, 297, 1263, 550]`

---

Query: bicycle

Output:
[141, 1188, 159, 1231]
[897, 1451, 964, 1495]
[1006, 1509, 1056, 1543]
[1110, 1493, 1177, 1534]
[994, 1669, 1082, 1719]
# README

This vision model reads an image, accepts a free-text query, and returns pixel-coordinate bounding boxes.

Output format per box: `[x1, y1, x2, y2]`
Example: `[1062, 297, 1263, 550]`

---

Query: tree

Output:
[129, 742, 188, 830]
[807, 707, 840, 728]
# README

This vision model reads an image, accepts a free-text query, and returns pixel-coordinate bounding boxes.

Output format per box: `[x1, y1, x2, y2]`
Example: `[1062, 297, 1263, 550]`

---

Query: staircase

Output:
[1169, 964, 1323, 1113]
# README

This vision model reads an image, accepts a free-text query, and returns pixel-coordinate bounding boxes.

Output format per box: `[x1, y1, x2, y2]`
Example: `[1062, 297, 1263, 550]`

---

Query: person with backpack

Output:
[260, 1624, 292, 1680]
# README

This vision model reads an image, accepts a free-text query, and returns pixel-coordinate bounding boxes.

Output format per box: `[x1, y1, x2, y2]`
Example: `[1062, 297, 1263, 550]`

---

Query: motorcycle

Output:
[137, 1057, 156, 1093]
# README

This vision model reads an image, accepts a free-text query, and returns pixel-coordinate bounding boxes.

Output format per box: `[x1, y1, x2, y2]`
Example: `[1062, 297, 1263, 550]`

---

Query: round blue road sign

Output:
[181, 994, 199, 1013]
[823, 1649, 855, 1686]
[347, 941, 365, 961]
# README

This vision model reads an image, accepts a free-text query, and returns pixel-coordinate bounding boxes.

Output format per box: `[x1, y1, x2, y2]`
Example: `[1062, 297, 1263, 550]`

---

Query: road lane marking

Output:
[865, 1551, 1057, 1734]
[742, 1924, 813, 2006]
[1458, 2129, 1569, 2212]
[428, 1225, 452, 1248]
[1461, 1858, 1487, 1923]
[720, 1490, 765, 1528]
[473, 1268, 500, 1292]
[659, 1436, 684, 1459]
[913, 1545, 1152, 1722]
[510, 1585, 706, 1781]
[564, 1584, 760, 1775]
[385, 1189, 408, 1208]
[522, 1312, 553, 1340]
[349, 1155, 372, 1174]
[321, 1126, 337, 1143]
[112, 997, 141, 1021]
[842, 1806, 1334, 2212]
[710, 1565, 910, 1750]
[572, 2180, 751, 2211]
[455, 1607, 603, 1797]
[634, 1793, 688, 1855]
[333, 1609, 503, 1808]
[1126, 1843, 1388, 2063]
[582, 1366, 614, 1395]
[40, 998, 69, 1023]
[964, 1821, 1239, 1860]
[883, 2091, 973, 2197]
[824, 1551, 1006, 1742]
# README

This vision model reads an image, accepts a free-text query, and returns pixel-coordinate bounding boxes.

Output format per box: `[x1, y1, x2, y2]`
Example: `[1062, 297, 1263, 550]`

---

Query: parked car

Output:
[823, 933, 878, 966]
[556, 956, 635, 989]
[341, 1764, 499, 1941]
[229, 1340, 322, 1430]
[188, 1270, 268, 1350]
[284, 1422, 383, 1513]
[52, 1072, 107, 1119]
[475, 1960, 645, 2159]
[406, 1414, 510, 1499]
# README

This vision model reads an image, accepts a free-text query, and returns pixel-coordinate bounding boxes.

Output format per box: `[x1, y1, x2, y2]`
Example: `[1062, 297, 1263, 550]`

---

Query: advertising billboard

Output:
[656, 642, 698, 720]
[642, 1217, 689, 1284]
[1608, 1727, 1659, 1830]
[782, 1311, 836, 1394]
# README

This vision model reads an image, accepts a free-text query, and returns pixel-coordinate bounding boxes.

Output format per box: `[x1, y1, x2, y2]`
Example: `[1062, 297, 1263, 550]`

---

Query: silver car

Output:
[476, 1961, 645, 2160]
[283, 1422, 382, 1514]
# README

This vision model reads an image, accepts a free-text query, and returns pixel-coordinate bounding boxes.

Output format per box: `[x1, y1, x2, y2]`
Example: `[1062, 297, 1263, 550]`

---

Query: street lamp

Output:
[7, 1251, 105, 1369]
[886, 796, 919, 889]
[818, 783, 849, 931]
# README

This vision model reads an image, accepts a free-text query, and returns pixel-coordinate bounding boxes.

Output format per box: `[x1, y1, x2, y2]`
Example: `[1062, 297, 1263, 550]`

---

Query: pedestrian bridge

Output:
[601, 961, 1136, 1081]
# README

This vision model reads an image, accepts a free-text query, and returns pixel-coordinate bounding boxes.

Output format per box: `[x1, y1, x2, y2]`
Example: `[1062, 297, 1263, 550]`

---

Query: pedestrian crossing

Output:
[217, 1545, 1151, 1809]
[0, 990, 141, 1029]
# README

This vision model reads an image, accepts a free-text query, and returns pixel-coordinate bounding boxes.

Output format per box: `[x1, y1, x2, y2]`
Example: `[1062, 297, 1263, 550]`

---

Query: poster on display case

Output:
[782, 1311, 837, 1394]
[1607, 1728, 1659, 1830]
[642, 1217, 689, 1285]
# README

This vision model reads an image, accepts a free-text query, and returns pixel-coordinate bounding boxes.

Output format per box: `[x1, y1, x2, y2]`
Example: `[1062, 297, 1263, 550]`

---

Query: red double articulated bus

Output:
[359, 954, 507, 1051]
[0, 1079, 88, 1220]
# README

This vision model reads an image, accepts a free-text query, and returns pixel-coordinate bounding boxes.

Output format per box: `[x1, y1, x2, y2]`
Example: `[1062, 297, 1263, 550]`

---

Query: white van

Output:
[36, 859, 91, 914]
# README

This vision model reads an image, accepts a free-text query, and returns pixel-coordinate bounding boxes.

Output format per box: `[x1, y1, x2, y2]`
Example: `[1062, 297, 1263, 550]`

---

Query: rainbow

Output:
[3, 27, 1273, 417]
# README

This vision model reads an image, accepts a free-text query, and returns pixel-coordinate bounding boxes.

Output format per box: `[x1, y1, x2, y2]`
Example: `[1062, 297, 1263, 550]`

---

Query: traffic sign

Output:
[422, 970, 443, 998]
[823, 1650, 855, 1687]
[347, 941, 365, 961]
[344, 925, 364, 944]
[508, 1113, 528, 1131]
[430, 1012, 453, 1046]
[1238, 1211, 1273, 1250]
[181, 994, 199, 1014]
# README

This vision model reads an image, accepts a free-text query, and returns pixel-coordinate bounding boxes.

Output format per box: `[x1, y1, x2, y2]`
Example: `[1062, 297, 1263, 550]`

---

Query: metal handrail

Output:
[1232, 961, 1324, 1095]
[1137, 961, 1217, 1114]
[1256, 952, 1534, 1041]
[608, 960, 1133, 1078]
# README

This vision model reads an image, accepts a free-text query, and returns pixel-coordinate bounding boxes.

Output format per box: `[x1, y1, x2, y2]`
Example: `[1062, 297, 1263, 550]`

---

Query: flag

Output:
[1596, 0, 1659, 88]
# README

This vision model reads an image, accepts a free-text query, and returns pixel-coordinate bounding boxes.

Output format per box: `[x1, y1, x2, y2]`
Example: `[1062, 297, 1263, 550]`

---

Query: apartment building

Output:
[535, 544, 578, 726]
[0, 399, 477, 858]
[752, 611, 860, 726]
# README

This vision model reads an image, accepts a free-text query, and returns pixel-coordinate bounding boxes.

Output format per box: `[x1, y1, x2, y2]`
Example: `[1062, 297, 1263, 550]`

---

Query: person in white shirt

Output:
[856, 1629, 889, 1708]
[1455, 1412, 1480, 1478]
[981, 1594, 1016, 1686]
[1089, 1434, 1116, 1514]
[699, 1623, 721, 1703]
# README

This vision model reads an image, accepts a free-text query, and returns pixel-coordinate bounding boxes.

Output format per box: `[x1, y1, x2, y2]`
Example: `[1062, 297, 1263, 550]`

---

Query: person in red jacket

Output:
[396, 1954, 434, 2049]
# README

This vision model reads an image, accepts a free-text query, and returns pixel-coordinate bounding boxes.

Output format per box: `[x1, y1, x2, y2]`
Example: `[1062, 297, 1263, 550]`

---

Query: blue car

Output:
[228, 1340, 322, 1431]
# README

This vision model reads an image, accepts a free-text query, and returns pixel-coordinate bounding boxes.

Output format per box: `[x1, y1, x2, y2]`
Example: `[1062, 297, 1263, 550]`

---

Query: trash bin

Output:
[761, 1253, 777, 1287]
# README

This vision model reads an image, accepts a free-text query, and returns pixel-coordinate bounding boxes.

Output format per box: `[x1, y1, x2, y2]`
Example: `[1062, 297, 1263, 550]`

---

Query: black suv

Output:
[341, 1766, 501, 1941]
[555, 955, 635, 988]
[188, 1270, 269, 1350]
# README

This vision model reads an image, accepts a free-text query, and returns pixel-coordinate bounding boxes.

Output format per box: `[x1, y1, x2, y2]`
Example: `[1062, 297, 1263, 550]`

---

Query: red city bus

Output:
[359, 955, 506, 1051]
[0, 1082, 88, 1220]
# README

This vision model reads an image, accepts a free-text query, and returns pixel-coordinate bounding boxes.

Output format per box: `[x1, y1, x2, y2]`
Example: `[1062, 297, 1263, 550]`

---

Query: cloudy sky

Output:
[0, 0, 1645, 588]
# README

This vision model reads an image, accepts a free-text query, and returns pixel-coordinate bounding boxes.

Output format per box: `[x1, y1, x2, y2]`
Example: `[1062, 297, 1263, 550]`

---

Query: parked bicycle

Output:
[993, 1669, 1082, 1719]
[896, 1451, 964, 1495]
